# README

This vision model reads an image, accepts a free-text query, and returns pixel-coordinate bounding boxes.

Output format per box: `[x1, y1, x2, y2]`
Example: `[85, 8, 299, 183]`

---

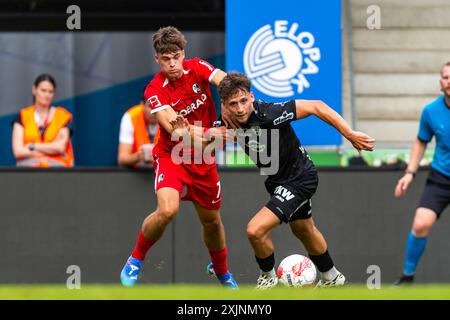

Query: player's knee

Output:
[201, 217, 222, 232]
[412, 210, 436, 236]
[246, 224, 266, 243]
[412, 221, 432, 237]
[156, 205, 179, 224]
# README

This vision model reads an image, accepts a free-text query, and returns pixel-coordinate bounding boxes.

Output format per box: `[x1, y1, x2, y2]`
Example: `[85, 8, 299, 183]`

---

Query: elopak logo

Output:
[244, 20, 321, 98]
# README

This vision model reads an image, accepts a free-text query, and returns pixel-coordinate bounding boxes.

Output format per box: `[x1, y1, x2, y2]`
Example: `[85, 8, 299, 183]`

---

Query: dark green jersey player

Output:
[169, 72, 374, 288]
[212, 72, 374, 288]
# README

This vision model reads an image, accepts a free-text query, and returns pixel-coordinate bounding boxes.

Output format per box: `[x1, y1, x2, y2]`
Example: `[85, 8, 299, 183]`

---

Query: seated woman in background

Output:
[12, 74, 74, 167]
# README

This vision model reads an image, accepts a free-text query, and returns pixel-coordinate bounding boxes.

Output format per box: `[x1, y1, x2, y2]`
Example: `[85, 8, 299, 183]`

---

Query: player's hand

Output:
[207, 126, 235, 144]
[221, 106, 241, 129]
[169, 115, 191, 139]
[169, 115, 190, 130]
[346, 131, 375, 155]
[394, 173, 414, 198]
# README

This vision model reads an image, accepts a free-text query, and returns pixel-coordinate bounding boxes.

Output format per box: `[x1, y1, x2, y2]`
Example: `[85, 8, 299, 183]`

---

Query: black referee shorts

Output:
[264, 171, 318, 224]
[417, 169, 450, 219]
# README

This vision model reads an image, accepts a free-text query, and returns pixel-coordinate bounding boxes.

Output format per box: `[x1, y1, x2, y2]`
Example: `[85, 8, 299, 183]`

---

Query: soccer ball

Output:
[277, 254, 317, 287]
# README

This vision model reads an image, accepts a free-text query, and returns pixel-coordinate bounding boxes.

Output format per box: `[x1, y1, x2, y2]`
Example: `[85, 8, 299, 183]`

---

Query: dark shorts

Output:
[417, 169, 450, 218]
[264, 170, 318, 224]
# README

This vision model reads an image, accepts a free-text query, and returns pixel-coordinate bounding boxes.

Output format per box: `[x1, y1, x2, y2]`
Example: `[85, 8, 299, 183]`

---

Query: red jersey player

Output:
[120, 26, 238, 289]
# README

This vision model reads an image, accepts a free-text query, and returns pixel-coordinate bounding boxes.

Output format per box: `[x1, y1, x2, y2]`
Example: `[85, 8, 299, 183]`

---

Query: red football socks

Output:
[131, 230, 156, 261]
[209, 247, 228, 276]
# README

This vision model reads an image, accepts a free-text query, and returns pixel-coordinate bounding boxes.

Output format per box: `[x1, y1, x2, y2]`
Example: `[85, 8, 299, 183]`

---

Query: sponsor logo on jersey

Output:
[192, 83, 201, 94]
[213, 120, 223, 127]
[176, 93, 208, 116]
[243, 20, 321, 98]
[148, 95, 162, 109]
[273, 111, 294, 125]
[274, 185, 295, 201]
[171, 98, 181, 106]
[158, 174, 165, 183]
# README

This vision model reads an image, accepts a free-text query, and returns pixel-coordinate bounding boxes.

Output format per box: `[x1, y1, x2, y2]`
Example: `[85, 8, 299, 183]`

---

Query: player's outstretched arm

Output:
[154, 107, 203, 150]
[394, 138, 427, 198]
[294, 99, 375, 153]
[169, 115, 225, 151]
[210, 69, 227, 86]
[154, 107, 179, 135]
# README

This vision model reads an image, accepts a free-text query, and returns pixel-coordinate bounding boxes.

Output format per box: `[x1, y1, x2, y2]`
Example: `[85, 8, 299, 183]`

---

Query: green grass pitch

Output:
[0, 284, 450, 300]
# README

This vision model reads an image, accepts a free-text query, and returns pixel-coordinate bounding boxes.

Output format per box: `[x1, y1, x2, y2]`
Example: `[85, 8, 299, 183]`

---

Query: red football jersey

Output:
[144, 57, 220, 171]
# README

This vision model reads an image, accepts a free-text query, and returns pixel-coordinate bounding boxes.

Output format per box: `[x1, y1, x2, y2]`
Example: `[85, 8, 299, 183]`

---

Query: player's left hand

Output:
[347, 131, 375, 155]
[169, 115, 191, 141]
[169, 115, 190, 130]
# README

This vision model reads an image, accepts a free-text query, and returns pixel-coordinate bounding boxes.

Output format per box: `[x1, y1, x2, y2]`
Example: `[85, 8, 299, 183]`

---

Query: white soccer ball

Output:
[277, 254, 317, 287]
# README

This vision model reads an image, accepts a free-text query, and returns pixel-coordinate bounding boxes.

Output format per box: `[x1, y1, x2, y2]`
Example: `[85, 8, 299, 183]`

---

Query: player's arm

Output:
[210, 69, 227, 86]
[153, 107, 179, 135]
[169, 115, 225, 151]
[295, 99, 375, 153]
[394, 107, 431, 198]
[147, 89, 210, 148]
[394, 138, 427, 198]
[153, 107, 211, 151]
[405, 138, 427, 175]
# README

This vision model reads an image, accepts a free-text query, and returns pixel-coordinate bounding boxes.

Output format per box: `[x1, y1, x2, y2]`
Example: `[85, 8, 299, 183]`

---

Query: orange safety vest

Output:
[127, 104, 160, 154]
[19, 105, 74, 167]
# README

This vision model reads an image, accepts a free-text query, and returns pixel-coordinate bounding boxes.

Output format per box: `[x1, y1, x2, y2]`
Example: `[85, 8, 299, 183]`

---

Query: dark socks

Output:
[255, 253, 275, 272]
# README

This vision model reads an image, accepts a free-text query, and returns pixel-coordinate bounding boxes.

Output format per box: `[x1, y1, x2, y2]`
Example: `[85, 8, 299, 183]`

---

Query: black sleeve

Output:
[11, 112, 22, 128]
[257, 100, 296, 128]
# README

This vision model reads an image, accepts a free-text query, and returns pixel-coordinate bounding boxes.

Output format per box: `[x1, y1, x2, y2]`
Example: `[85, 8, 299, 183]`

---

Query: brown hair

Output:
[218, 72, 251, 102]
[441, 61, 450, 76]
[152, 26, 187, 54]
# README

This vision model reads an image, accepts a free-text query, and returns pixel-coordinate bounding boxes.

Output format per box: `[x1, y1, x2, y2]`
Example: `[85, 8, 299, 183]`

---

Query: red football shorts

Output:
[153, 155, 222, 210]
